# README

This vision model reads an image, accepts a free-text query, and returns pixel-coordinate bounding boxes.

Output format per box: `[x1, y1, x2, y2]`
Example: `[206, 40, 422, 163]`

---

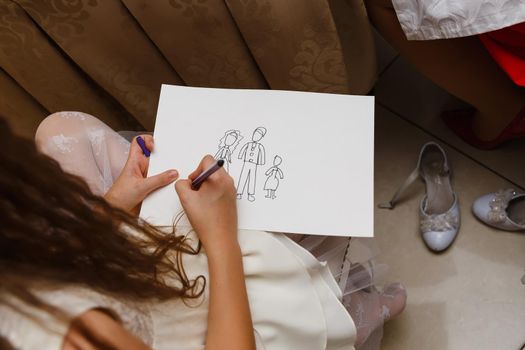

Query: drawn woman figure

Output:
[264, 155, 284, 199]
[214, 129, 243, 173]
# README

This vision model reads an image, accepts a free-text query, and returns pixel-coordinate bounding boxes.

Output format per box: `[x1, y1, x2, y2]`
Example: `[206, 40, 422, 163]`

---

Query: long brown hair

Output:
[0, 118, 204, 344]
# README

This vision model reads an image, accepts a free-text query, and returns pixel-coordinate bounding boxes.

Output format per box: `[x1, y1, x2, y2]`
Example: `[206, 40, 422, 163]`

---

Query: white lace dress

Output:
[1, 111, 395, 350]
[0, 230, 357, 350]
[392, 0, 525, 40]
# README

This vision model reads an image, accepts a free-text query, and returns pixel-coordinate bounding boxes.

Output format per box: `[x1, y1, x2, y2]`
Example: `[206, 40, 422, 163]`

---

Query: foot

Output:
[237, 194, 242, 200]
[343, 283, 407, 347]
[248, 194, 255, 202]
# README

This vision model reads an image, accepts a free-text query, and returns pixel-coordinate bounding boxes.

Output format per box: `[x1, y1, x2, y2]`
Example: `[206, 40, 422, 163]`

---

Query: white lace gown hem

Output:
[391, 0, 525, 40]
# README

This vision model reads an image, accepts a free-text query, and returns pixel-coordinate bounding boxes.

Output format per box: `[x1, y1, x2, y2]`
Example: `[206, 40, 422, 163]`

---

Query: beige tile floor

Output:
[374, 105, 525, 350]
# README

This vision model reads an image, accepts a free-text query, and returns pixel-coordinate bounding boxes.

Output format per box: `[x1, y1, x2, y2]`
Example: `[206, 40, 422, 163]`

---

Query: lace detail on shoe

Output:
[487, 189, 516, 224]
[420, 211, 459, 232]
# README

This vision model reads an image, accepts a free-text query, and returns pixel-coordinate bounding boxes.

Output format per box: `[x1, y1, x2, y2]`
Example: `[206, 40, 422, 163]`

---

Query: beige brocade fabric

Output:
[0, 0, 376, 138]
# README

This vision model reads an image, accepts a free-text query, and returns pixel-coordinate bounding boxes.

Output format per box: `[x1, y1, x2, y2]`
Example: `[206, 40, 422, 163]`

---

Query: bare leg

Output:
[35, 112, 130, 196]
[365, 0, 525, 140]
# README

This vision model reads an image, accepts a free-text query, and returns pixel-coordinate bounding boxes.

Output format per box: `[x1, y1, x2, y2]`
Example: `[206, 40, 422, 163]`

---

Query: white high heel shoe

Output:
[472, 189, 525, 231]
[379, 142, 460, 252]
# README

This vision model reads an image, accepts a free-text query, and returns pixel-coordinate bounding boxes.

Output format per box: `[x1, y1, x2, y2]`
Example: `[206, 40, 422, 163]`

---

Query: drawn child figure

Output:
[236, 127, 266, 202]
[214, 129, 243, 173]
[264, 155, 284, 199]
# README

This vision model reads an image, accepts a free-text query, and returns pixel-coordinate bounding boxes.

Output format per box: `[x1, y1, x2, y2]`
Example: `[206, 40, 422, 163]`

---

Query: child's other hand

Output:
[175, 155, 238, 253]
[104, 135, 179, 215]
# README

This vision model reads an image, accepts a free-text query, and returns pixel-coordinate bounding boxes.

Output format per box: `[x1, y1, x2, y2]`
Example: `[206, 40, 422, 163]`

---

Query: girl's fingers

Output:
[131, 135, 154, 158]
[142, 169, 179, 194]
[188, 168, 200, 180]
[188, 155, 215, 180]
[175, 179, 196, 203]
[188, 159, 206, 180]
[141, 134, 154, 152]
[130, 136, 145, 158]
[139, 156, 150, 177]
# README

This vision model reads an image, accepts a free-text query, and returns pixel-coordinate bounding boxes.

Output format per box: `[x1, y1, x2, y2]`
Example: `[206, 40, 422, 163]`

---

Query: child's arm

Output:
[175, 155, 255, 350]
[61, 309, 150, 350]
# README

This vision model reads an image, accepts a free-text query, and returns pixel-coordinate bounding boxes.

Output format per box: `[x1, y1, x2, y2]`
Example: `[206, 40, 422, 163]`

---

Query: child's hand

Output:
[175, 155, 238, 252]
[104, 135, 179, 215]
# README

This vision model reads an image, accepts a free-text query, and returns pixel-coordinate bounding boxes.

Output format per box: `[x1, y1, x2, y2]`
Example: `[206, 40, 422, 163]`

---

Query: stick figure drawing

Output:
[236, 127, 266, 202]
[264, 155, 284, 199]
[214, 130, 243, 173]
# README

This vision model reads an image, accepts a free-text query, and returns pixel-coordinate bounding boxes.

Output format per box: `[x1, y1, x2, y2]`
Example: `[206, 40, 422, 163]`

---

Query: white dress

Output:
[5, 111, 391, 350]
[0, 230, 357, 350]
[392, 0, 525, 40]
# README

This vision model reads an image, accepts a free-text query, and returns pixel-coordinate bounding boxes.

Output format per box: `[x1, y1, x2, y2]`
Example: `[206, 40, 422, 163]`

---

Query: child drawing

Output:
[264, 155, 284, 199]
[214, 130, 243, 173]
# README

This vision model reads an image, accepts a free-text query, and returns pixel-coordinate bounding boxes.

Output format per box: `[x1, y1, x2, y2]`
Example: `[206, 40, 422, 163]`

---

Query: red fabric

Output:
[479, 22, 525, 87]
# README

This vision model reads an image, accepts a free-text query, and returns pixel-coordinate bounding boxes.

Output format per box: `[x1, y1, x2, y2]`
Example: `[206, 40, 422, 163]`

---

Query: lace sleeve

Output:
[0, 286, 154, 349]
[0, 294, 65, 350]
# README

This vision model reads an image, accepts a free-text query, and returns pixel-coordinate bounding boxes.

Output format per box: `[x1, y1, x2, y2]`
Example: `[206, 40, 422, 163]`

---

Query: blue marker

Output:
[136, 136, 151, 157]
[191, 160, 225, 190]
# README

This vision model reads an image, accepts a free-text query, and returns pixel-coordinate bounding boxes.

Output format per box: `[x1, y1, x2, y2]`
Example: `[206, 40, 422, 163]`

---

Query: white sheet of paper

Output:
[140, 85, 374, 237]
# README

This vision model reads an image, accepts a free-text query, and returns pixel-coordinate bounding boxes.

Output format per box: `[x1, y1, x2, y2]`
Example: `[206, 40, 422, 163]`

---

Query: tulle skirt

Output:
[288, 235, 389, 349]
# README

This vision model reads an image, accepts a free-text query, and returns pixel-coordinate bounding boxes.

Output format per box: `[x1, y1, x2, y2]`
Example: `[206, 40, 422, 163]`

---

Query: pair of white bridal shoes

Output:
[472, 189, 525, 231]
[380, 142, 460, 252]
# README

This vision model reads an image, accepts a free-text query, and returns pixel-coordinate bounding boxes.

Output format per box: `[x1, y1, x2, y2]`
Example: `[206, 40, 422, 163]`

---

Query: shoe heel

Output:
[378, 166, 420, 210]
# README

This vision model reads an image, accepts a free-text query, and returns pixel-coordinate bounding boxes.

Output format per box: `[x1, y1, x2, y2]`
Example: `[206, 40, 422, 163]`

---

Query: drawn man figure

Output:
[236, 127, 266, 202]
